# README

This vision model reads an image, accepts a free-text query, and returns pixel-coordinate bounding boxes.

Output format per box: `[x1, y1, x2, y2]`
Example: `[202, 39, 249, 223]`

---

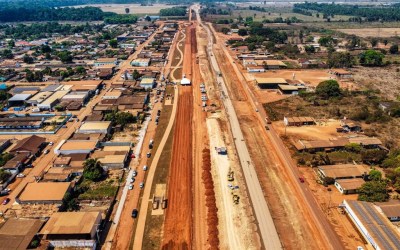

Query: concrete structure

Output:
[334, 178, 365, 194]
[294, 137, 383, 152]
[39, 212, 101, 249]
[56, 140, 98, 155]
[0, 218, 44, 250]
[377, 202, 400, 222]
[139, 78, 155, 89]
[343, 200, 400, 250]
[8, 94, 32, 107]
[333, 69, 353, 79]
[131, 58, 151, 67]
[278, 84, 306, 95]
[26, 91, 54, 106]
[37, 90, 69, 110]
[78, 121, 111, 134]
[16, 182, 72, 204]
[102, 91, 122, 100]
[98, 154, 127, 169]
[180, 77, 191, 85]
[94, 58, 117, 67]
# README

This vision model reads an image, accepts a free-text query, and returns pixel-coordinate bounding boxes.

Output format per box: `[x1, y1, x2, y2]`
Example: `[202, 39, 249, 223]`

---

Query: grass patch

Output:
[78, 181, 118, 200]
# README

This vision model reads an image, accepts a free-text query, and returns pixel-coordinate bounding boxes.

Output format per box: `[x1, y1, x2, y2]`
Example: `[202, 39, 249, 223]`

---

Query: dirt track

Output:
[161, 25, 194, 250]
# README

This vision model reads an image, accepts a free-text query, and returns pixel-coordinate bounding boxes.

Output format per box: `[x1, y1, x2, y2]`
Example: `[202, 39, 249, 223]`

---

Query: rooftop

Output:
[335, 178, 365, 190]
[319, 164, 369, 179]
[59, 140, 98, 151]
[79, 121, 111, 131]
[18, 182, 71, 202]
[0, 218, 44, 250]
[255, 77, 287, 84]
[39, 212, 101, 236]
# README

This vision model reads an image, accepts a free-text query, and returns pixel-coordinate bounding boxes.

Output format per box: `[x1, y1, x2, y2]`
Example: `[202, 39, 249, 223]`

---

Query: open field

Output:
[69, 4, 177, 14]
[338, 28, 400, 38]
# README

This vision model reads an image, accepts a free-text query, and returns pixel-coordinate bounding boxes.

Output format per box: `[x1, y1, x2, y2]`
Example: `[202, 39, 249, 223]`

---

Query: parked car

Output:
[132, 170, 137, 177]
[130, 178, 135, 183]
[16, 173, 25, 178]
[129, 184, 133, 190]
[146, 152, 151, 158]
[139, 182, 144, 189]
[132, 209, 138, 218]
[143, 165, 148, 171]
[48, 142, 54, 146]
[43, 149, 49, 154]
[2, 198, 10, 205]
[299, 177, 305, 183]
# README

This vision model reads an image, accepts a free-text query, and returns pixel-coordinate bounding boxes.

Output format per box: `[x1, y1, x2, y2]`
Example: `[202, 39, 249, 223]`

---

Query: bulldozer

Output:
[233, 194, 240, 205]
[227, 169, 234, 182]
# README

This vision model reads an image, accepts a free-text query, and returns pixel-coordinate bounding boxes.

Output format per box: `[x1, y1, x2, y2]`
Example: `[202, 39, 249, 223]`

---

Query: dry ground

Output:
[337, 28, 400, 38]
[70, 4, 177, 14]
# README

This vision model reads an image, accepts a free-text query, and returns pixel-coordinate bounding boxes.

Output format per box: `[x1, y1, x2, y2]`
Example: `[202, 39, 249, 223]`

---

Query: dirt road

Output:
[161, 24, 194, 250]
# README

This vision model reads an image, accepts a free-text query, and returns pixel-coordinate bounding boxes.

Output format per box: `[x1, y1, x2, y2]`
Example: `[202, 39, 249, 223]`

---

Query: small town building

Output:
[318, 164, 369, 180]
[340, 119, 362, 132]
[140, 78, 155, 89]
[181, 77, 191, 85]
[39, 212, 102, 249]
[334, 178, 365, 194]
[278, 84, 306, 95]
[0, 218, 44, 250]
[247, 66, 265, 73]
[131, 58, 151, 67]
[8, 94, 32, 107]
[37, 90, 69, 110]
[16, 182, 72, 204]
[343, 200, 400, 250]
[94, 58, 118, 67]
[78, 121, 111, 134]
[284, 117, 316, 126]
[255, 77, 287, 89]
[102, 91, 122, 100]
[376, 202, 400, 222]
[333, 69, 353, 79]
[56, 140, 98, 155]
[9, 135, 46, 156]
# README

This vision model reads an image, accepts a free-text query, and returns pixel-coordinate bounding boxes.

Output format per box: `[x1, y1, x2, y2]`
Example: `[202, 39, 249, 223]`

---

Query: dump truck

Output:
[227, 169, 234, 182]
[233, 195, 240, 204]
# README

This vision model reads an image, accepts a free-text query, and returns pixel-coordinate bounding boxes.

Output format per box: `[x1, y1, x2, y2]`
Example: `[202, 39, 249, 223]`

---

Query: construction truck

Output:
[233, 194, 240, 204]
[227, 169, 234, 182]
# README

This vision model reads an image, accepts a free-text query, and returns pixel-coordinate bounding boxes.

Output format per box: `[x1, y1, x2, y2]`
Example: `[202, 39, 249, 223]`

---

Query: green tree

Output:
[318, 36, 335, 47]
[247, 43, 256, 51]
[125, 8, 130, 14]
[75, 66, 86, 74]
[41, 45, 52, 53]
[361, 149, 387, 165]
[1, 49, 13, 59]
[23, 54, 34, 64]
[344, 143, 362, 153]
[371, 38, 378, 47]
[359, 50, 384, 66]
[58, 51, 73, 63]
[7, 40, 15, 48]
[0, 169, 11, 183]
[231, 23, 238, 29]
[369, 169, 382, 181]
[389, 44, 398, 54]
[109, 39, 118, 48]
[304, 45, 315, 53]
[386, 167, 400, 190]
[132, 69, 142, 80]
[327, 52, 354, 68]
[221, 27, 230, 34]
[358, 181, 388, 202]
[238, 28, 247, 36]
[83, 158, 104, 181]
[315, 80, 341, 99]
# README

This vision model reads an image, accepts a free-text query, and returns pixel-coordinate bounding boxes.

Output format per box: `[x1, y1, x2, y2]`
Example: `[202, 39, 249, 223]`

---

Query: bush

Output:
[358, 181, 389, 202]
[315, 80, 341, 99]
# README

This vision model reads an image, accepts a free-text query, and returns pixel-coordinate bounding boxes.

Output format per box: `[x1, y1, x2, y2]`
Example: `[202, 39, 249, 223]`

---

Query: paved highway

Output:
[193, 5, 282, 250]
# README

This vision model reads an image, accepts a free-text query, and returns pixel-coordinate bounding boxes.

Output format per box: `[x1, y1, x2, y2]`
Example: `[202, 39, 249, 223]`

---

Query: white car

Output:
[17, 173, 25, 178]
[130, 178, 135, 183]
[143, 165, 148, 171]
[132, 171, 137, 177]
[49, 142, 54, 146]
[129, 184, 133, 190]
[139, 182, 144, 189]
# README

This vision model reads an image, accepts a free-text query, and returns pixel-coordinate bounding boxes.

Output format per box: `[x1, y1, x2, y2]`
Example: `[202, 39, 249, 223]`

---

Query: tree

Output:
[83, 158, 104, 181]
[315, 80, 341, 99]
[358, 181, 388, 202]
[125, 8, 130, 14]
[7, 40, 15, 48]
[371, 38, 378, 47]
[361, 149, 387, 165]
[359, 50, 384, 66]
[145, 15, 151, 22]
[75, 66, 86, 74]
[58, 51, 73, 63]
[386, 167, 400, 190]
[132, 69, 142, 80]
[327, 52, 354, 68]
[0, 169, 11, 183]
[23, 54, 34, 64]
[238, 28, 247, 36]
[231, 23, 238, 29]
[159, 7, 186, 16]
[221, 27, 230, 34]
[109, 39, 118, 48]
[1, 49, 13, 59]
[105, 111, 135, 128]
[318, 36, 334, 47]
[247, 43, 256, 51]
[389, 44, 399, 54]
[369, 169, 382, 181]
[304, 45, 315, 53]
[41, 45, 52, 53]
[344, 143, 362, 153]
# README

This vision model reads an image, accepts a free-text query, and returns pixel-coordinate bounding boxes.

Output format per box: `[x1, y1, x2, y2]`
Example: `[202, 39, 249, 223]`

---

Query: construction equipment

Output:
[227, 168, 234, 181]
[233, 194, 240, 204]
